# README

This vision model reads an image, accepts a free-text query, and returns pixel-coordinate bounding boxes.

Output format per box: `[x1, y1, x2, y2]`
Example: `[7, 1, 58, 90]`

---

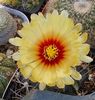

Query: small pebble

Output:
[6, 49, 14, 58]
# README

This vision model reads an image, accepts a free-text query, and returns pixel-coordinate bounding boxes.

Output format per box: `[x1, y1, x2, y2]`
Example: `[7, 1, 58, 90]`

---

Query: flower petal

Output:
[56, 78, 65, 88]
[17, 62, 33, 79]
[79, 33, 88, 43]
[72, 23, 82, 34]
[12, 52, 20, 61]
[9, 37, 22, 46]
[71, 69, 82, 80]
[80, 44, 90, 55]
[80, 56, 93, 63]
[39, 83, 46, 90]
[63, 76, 74, 85]
[41, 67, 57, 84]
[31, 65, 56, 84]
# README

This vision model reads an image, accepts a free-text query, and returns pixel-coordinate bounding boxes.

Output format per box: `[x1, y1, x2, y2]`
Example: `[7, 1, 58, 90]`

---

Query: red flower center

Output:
[37, 38, 66, 66]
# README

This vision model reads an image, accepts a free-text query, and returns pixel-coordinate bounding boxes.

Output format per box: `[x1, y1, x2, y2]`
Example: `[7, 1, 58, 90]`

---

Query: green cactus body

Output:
[0, 53, 16, 97]
[0, 0, 45, 14]
[0, 0, 21, 6]
[0, 65, 14, 97]
[0, 9, 17, 45]
[54, 0, 95, 48]
[0, 0, 39, 6]
[1, 58, 16, 67]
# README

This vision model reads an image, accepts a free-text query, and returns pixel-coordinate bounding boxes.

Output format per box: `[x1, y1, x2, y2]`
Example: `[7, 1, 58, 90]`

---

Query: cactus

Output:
[0, 0, 40, 6]
[0, 0, 45, 14]
[0, 65, 15, 97]
[0, 9, 17, 45]
[44, 0, 95, 48]
[1, 58, 16, 67]
[0, 0, 21, 6]
[0, 53, 16, 97]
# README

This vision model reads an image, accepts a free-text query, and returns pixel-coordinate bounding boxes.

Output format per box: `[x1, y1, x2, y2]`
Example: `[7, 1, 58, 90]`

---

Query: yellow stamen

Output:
[44, 44, 59, 61]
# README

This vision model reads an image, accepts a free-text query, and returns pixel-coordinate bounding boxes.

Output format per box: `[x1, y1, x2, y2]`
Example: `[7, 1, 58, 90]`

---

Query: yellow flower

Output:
[9, 10, 93, 89]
